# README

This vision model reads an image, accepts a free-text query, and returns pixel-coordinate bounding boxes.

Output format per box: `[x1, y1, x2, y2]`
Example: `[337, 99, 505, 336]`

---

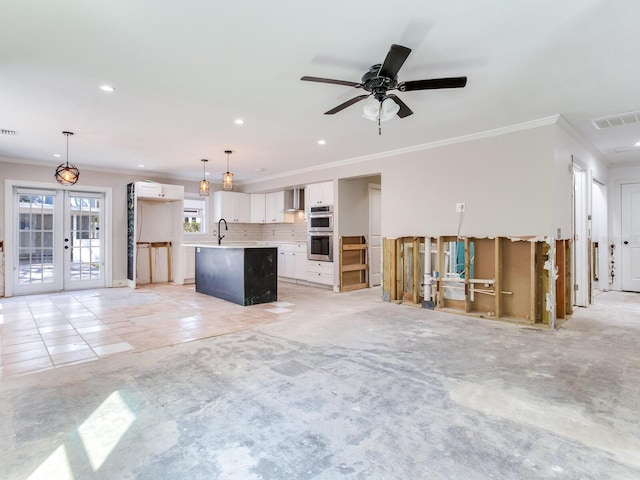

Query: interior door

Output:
[369, 185, 382, 286]
[12, 188, 105, 295]
[621, 182, 640, 292]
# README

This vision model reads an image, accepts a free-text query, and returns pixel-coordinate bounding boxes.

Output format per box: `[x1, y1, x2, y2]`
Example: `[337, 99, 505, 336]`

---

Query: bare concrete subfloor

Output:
[1, 284, 639, 479]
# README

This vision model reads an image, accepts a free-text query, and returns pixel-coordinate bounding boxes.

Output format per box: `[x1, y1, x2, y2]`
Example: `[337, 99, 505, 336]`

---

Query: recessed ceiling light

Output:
[317, 139, 326, 145]
[53, 153, 61, 158]
[138, 164, 144, 168]
[205, 172, 210, 176]
[100, 85, 116, 93]
[254, 167, 265, 172]
[235, 119, 244, 125]
[635, 141, 640, 147]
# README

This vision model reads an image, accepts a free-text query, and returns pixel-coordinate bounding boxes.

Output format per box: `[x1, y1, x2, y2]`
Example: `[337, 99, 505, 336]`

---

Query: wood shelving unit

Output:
[340, 236, 368, 292]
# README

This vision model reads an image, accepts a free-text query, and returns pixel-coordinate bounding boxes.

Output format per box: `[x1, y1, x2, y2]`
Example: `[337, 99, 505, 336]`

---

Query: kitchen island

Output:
[191, 244, 277, 306]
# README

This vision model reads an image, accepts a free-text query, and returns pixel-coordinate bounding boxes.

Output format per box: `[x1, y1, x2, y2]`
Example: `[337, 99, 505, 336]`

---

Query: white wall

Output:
[337, 175, 380, 236]
[381, 125, 556, 238]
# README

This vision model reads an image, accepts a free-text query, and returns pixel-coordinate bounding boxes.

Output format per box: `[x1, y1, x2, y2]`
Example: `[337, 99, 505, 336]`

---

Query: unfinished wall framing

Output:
[383, 236, 572, 327]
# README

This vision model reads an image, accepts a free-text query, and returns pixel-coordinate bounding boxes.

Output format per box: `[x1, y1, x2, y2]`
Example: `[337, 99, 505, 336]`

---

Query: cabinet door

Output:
[183, 246, 195, 282]
[251, 194, 266, 223]
[265, 191, 285, 223]
[307, 182, 333, 206]
[278, 250, 294, 277]
[320, 181, 333, 205]
[135, 182, 162, 198]
[161, 184, 184, 200]
[213, 191, 232, 222]
[214, 191, 251, 223]
[234, 193, 251, 223]
[293, 251, 307, 280]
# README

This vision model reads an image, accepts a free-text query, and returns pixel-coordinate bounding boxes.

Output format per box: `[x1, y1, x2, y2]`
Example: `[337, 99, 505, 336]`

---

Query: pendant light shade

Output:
[222, 150, 233, 191]
[54, 131, 80, 186]
[199, 158, 210, 196]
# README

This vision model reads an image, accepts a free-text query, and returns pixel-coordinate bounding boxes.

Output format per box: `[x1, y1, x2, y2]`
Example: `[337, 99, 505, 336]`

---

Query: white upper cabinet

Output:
[306, 181, 333, 206]
[213, 191, 251, 223]
[250, 191, 292, 223]
[251, 194, 266, 223]
[265, 191, 290, 223]
[135, 182, 184, 201]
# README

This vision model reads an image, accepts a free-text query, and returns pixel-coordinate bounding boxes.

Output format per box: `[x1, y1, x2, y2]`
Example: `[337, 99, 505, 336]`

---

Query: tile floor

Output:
[0, 283, 294, 379]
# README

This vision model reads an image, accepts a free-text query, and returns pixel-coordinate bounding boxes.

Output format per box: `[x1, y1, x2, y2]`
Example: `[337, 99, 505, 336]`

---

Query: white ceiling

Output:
[1, 0, 639, 186]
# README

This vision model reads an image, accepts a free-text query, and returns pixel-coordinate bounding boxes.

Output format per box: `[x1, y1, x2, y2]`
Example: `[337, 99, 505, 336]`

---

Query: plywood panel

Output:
[501, 240, 532, 321]
[468, 238, 496, 315]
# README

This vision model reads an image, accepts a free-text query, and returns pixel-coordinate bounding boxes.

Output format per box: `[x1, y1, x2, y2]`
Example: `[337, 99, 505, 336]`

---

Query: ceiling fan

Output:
[301, 44, 467, 128]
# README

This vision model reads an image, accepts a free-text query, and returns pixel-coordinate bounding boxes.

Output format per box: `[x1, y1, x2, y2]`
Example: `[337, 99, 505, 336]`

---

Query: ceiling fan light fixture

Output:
[222, 150, 233, 191]
[54, 131, 80, 186]
[199, 158, 210, 196]
[379, 98, 400, 122]
[362, 99, 380, 121]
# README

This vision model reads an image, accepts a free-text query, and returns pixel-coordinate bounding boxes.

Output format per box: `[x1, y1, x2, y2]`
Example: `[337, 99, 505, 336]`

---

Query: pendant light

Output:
[54, 131, 80, 186]
[199, 158, 210, 196]
[222, 150, 233, 191]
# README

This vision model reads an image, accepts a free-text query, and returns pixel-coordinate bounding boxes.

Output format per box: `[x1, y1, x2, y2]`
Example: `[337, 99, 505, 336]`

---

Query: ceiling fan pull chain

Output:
[378, 116, 382, 135]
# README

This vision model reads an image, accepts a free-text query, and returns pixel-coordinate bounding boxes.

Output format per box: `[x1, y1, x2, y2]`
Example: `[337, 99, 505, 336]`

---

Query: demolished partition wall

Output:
[383, 237, 572, 327]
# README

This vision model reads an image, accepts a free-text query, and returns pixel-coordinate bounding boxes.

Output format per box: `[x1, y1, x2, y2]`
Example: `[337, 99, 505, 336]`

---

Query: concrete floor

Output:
[1, 284, 639, 479]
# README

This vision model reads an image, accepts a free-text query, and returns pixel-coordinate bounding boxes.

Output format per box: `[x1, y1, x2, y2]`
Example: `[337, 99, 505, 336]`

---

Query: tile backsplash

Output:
[200, 213, 308, 243]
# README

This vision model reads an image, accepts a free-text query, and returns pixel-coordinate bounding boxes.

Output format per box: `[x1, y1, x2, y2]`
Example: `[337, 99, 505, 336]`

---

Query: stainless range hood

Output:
[284, 188, 305, 212]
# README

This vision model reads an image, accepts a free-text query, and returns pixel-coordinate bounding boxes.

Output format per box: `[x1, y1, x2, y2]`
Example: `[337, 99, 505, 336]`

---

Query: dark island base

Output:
[195, 247, 277, 306]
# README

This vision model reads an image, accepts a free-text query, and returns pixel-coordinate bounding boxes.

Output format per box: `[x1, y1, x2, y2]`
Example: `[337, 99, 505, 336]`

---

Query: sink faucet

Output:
[218, 218, 227, 245]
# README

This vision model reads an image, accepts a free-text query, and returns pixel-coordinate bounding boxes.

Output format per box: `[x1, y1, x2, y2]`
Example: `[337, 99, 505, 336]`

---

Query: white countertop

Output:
[182, 243, 279, 249]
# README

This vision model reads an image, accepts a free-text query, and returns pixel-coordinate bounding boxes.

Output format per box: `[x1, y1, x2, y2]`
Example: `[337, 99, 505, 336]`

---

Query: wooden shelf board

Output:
[341, 282, 368, 292]
[342, 244, 367, 250]
[341, 263, 367, 272]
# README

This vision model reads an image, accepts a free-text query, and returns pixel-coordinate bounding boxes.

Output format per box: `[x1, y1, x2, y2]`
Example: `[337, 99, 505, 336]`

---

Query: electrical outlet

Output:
[456, 203, 465, 213]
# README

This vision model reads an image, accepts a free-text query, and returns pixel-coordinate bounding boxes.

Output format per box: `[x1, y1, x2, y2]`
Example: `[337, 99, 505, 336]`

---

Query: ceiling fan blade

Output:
[378, 44, 412, 79]
[387, 94, 413, 118]
[324, 95, 370, 115]
[300, 76, 360, 88]
[399, 76, 467, 91]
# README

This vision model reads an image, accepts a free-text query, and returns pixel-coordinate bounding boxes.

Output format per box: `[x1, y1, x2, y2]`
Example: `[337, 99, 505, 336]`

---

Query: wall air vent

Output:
[1, 129, 18, 136]
[592, 110, 640, 129]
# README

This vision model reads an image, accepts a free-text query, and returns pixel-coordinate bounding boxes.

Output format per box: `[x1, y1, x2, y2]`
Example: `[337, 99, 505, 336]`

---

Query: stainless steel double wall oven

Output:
[307, 205, 333, 261]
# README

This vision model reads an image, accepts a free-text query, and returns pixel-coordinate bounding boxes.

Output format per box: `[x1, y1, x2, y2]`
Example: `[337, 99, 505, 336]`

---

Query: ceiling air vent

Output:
[1, 129, 18, 136]
[592, 110, 640, 129]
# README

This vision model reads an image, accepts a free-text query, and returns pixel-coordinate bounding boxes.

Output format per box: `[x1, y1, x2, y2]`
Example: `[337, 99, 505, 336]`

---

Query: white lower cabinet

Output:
[183, 246, 195, 284]
[306, 260, 334, 286]
[277, 243, 307, 281]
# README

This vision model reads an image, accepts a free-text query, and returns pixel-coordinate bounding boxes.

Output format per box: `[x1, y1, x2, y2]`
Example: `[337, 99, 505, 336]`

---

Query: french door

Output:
[13, 188, 105, 295]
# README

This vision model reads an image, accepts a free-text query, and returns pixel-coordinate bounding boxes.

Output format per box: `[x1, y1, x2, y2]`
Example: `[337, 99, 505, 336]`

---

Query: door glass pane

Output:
[69, 194, 102, 282]
[17, 193, 55, 285]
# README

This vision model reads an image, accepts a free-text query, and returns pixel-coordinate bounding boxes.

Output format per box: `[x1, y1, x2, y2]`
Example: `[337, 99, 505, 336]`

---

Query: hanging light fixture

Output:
[222, 150, 233, 191]
[199, 158, 210, 196]
[54, 131, 80, 186]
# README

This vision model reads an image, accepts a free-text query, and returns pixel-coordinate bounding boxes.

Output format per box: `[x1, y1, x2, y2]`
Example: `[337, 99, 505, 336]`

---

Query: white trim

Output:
[4, 179, 113, 297]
